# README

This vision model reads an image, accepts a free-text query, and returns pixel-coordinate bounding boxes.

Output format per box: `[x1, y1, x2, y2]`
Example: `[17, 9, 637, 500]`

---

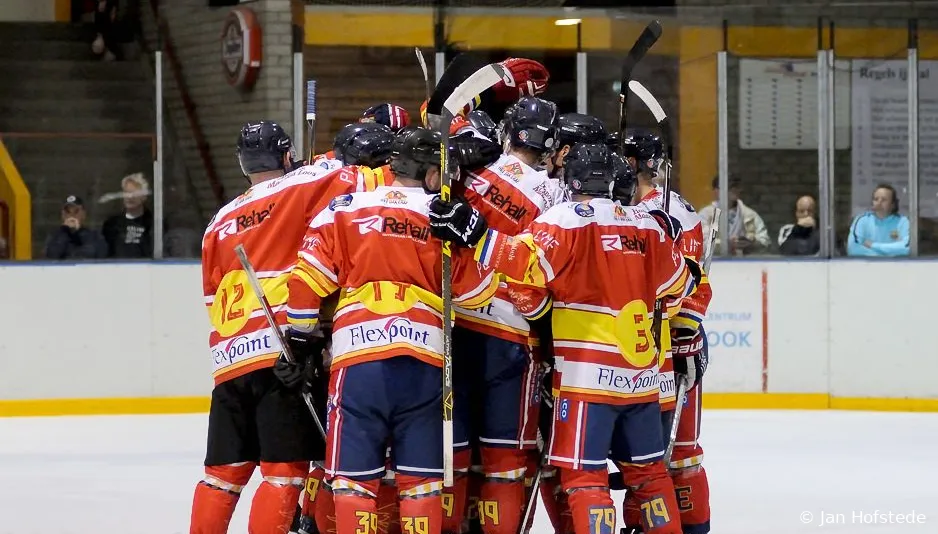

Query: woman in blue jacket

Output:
[847, 184, 910, 257]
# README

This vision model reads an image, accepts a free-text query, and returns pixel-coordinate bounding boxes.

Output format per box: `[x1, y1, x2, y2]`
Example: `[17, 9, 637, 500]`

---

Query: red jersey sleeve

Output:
[645, 224, 696, 303]
[287, 203, 343, 332]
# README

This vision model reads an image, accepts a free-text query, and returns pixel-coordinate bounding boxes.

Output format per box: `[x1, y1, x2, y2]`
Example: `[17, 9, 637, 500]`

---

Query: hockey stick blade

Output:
[415, 47, 431, 102]
[442, 63, 510, 119]
[619, 21, 662, 101]
[628, 80, 667, 123]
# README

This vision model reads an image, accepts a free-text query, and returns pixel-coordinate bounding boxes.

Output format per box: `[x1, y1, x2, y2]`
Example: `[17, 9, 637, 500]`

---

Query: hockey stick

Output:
[415, 46, 431, 104]
[233, 243, 327, 440]
[662, 208, 720, 467]
[437, 62, 512, 488]
[617, 21, 662, 153]
[306, 80, 317, 161]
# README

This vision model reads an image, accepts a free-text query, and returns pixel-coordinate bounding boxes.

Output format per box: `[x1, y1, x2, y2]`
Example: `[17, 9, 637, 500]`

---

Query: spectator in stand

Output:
[91, 0, 119, 61]
[45, 195, 107, 260]
[699, 177, 770, 256]
[102, 173, 156, 258]
[847, 184, 910, 257]
[778, 195, 820, 256]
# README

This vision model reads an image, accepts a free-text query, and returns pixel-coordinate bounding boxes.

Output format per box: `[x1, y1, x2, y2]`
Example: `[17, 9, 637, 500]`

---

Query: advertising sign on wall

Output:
[704, 267, 766, 393]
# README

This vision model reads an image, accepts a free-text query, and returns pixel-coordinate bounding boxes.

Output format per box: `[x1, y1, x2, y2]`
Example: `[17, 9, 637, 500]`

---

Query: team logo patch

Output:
[329, 194, 353, 210]
[574, 202, 594, 218]
[570, 179, 582, 192]
[614, 204, 629, 220]
[499, 162, 524, 182]
[518, 130, 529, 142]
[383, 190, 408, 204]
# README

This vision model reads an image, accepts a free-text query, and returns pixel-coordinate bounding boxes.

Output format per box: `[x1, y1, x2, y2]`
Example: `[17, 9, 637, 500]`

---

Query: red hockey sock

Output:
[377, 477, 401, 534]
[190, 463, 256, 534]
[479, 447, 528, 534]
[397, 474, 443, 534]
[467, 465, 484, 534]
[539, 469, 573, 534]
[616, 462, 681, 534]
[442, 449, 471, 534]
[303, 467, 327, 520]
[559, 468, 616, 534]
[249, 462, 308, 534]
[673, 466, 710, 534]
[622, 485, 642, 532]
[333, 478, 381, 534]
[315, 482, 337, 534]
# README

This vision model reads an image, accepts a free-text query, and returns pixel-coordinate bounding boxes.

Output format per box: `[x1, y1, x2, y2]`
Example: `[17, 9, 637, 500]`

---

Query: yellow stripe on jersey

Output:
[294, 262, 340, 298]
[341, 281, 444, 317]
[560, 386, 657, 401]
[553, 299, 657, 368]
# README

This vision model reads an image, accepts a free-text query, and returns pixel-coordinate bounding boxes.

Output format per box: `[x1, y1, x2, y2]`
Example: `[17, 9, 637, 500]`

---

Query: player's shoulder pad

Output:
[667, 191, 703, 229]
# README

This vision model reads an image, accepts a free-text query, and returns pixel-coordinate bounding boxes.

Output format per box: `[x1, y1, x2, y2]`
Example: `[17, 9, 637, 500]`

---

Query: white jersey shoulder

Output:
[333, 186, 430, 215]
[477, 153, 556, 212]
[535, 199, 665, 236]
[636, 187, 702, 232]
[311, 155, 343, 173]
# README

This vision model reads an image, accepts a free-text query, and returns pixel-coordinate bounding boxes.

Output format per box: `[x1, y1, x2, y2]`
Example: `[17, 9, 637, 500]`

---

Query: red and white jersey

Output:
[635, 186, 713, 408]
[287, 185, 498, 371]
[473, 198, 697, 406]
[457, 153, 557, 344]
[201, 164, 390, 386]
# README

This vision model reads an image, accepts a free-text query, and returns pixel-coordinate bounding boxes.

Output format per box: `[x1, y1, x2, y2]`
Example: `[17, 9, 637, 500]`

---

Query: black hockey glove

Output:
[647, 208, 683, 242]
[449, 132, 501, 171]
[671, 327, 708, 389]
[429, 196, 488, 248]
[273, 329, 326, 390]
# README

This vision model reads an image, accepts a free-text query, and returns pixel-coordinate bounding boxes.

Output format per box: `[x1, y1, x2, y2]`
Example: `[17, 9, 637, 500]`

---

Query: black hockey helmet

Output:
[390, 126, 443, 182]
[611, 152, 638, 204]
[563, 143, 617, 198]
[467, 110, 498, 142]
[557, 113, 607, 148]
[623, 128, 664, 177]
[500, 96, 559, 156]
[237, 121, 293, 175]
[333, 122, 395, 168]
[605, 131, 620, 151]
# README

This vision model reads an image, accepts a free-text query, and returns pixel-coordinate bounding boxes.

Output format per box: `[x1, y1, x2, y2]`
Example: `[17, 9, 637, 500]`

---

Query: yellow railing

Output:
[0, 139, 31, 260]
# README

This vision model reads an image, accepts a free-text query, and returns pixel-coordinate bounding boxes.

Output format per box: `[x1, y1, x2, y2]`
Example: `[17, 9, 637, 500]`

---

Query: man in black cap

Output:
[44, 195, 107, 260]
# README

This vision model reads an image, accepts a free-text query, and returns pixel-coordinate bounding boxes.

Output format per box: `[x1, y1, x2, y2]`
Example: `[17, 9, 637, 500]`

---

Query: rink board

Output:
[1, 259, 936, 416]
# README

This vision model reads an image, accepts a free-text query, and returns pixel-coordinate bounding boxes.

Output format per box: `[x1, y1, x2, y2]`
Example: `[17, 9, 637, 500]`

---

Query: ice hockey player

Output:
[290, 121, 398, 534]
[438, 95, 560, 534]
[284, 126, 498, 534]
[360, 103, 412, 132]
[194, 121, 332, 534]
[428, 142, 702, 534]
[541, 113, 610, 209]
[623, 130, 712, 534]
[310, 121, 396, 176]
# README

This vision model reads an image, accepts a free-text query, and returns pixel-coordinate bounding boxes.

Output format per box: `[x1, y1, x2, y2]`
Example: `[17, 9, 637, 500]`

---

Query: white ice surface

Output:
[1, 410, 936, 533]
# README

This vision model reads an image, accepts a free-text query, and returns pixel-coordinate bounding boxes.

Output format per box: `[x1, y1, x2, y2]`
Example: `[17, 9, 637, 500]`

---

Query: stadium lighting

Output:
[554, 18, 582, 26]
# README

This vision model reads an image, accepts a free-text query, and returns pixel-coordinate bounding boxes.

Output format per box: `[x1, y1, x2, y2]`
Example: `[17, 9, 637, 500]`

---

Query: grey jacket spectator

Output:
[778, 195, 820, 256]
[44, 196, 107, 260]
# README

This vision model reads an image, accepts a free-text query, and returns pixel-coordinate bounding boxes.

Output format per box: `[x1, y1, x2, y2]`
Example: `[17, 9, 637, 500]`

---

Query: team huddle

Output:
[192, 54, 713, 534]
